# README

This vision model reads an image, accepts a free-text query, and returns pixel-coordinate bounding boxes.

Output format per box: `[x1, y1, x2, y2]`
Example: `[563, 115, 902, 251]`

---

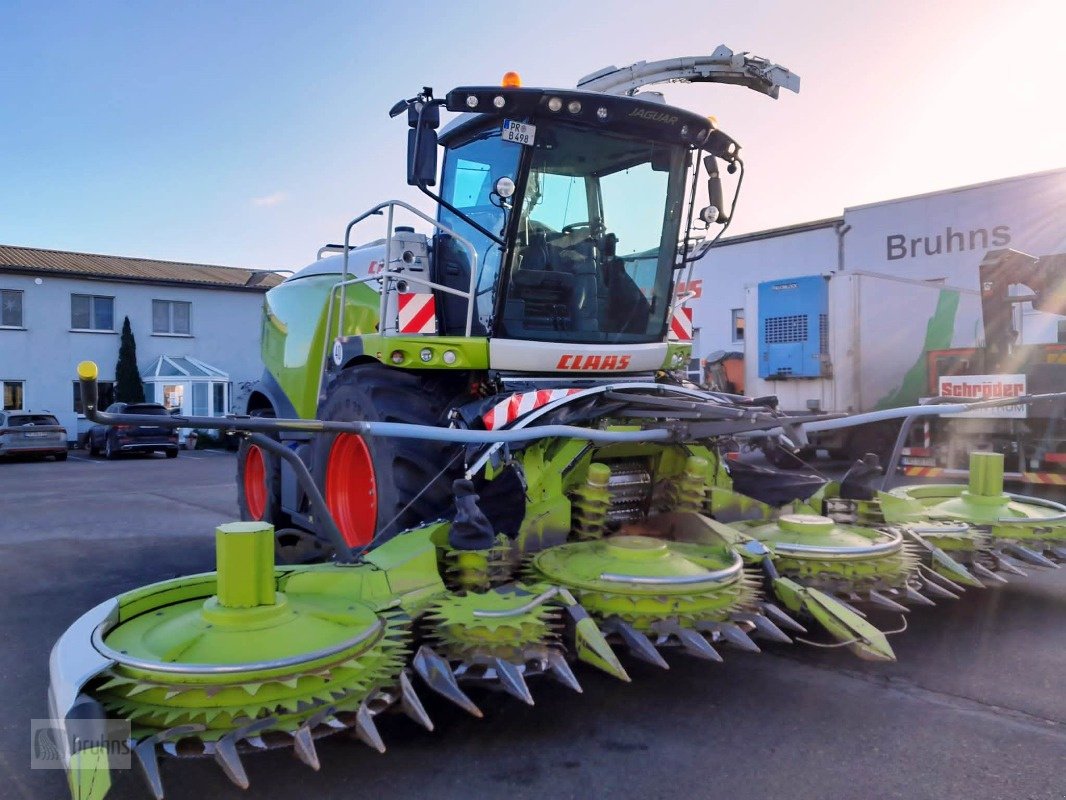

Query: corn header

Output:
[47, 48, 1065, 800]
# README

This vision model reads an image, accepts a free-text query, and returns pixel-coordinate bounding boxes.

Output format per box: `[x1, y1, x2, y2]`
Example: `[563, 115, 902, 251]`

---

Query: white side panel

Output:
[489, 339, 666, 373]
[843, 169, 1066, 345]
[851, 273, 980, 410]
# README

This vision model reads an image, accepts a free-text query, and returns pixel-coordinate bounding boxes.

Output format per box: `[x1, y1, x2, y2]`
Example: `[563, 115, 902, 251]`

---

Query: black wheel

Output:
[312, 363, 458, 549]
[104, 435, 117, 460]
[88, 436, 98, 457]
[237, 434, 287, 527]
[165, 449, 178, 459]
[54, 451, 68, 461]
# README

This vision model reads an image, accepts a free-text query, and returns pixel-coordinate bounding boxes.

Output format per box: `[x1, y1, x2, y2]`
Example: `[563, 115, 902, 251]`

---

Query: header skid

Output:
[577, 45, 800, 99]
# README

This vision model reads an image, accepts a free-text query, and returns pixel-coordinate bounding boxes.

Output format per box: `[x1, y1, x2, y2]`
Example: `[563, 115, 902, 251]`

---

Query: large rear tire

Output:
[236, 433, 287, 527]
[312, 363, 458, 549]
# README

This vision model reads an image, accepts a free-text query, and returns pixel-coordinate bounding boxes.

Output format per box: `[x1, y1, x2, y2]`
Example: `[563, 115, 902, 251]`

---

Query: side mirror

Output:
[406, 100, 440, 187]
[701, 155, 727, 224]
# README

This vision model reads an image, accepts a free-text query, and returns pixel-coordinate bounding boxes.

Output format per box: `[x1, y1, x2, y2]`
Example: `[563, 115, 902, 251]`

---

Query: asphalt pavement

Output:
[1, 452, 1063, 800]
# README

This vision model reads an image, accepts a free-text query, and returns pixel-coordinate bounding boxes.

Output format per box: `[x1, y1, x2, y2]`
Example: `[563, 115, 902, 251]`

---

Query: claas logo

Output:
[557, 354, 632, 370]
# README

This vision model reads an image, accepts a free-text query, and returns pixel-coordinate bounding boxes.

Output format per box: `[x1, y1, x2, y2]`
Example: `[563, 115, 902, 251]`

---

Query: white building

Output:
[690, 167, 1066, 360]
[0, 245, 280, 442]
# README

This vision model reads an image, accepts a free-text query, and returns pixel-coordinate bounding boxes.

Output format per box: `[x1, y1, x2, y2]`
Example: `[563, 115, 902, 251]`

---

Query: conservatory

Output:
[141, 356, 230, 417]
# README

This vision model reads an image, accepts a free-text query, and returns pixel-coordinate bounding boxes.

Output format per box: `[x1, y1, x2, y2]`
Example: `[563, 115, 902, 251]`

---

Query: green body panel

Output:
[511, 438, 587, 552]
[286, 525, 447, 612]
[357, 334, 489, 370]
[662, 342, 692, 371]
[262, 276, 379, 418]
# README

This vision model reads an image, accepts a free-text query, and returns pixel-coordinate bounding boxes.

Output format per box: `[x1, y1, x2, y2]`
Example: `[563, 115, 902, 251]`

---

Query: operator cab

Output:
[420, 86, 735, 347]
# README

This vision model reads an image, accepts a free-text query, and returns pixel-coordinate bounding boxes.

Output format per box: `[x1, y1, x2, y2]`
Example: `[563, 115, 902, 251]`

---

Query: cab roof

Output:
[439, 86, 718, 151]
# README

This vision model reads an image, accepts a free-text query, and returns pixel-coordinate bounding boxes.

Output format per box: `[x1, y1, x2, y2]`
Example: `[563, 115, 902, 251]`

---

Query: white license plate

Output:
[902, 457, 938, 467]
[25, 431, 51, 438]
[502, 120, 536, 146]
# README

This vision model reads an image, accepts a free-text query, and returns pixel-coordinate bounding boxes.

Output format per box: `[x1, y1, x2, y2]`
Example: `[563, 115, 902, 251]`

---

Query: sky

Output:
[1, 0, 1063, 270]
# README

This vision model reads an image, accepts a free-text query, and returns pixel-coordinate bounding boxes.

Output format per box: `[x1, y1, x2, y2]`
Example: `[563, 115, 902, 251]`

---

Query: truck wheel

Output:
[104, 436, 117, 460]
[312, 363, 458, 549]
[237, 436, 286, 526]
[845, 422, 900, 467]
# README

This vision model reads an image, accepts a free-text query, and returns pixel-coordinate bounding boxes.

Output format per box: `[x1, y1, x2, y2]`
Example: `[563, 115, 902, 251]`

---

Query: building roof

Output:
[142, 355, 229, 380]
[0, 244, 283, 291]
[715, 216, 843, 247]
[844, 166, 1066, 213]
[708, 166, 1066, 248]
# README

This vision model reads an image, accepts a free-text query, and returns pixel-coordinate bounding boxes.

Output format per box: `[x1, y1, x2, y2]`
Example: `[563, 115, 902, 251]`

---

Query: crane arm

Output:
[576, 46, 800, 99]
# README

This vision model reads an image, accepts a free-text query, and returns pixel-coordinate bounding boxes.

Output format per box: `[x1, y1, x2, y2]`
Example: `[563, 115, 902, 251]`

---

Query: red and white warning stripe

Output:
[397, 292, 437, 335]
[669, 306, 693, 342]
[483, 388, 584, 430]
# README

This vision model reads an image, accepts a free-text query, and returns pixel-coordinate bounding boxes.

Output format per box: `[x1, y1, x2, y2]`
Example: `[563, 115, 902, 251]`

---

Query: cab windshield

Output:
[501, 123, 686, 344]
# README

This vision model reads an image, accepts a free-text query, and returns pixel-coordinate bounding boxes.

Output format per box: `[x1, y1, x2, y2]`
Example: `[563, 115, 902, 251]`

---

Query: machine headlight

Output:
[419, 348, 433, 363]
[547, 97, 563, 112]
[494, 177, 516, 198]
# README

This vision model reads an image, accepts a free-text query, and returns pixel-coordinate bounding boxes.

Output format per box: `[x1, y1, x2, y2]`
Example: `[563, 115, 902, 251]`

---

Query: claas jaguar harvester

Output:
[48, 48, 1066, 800]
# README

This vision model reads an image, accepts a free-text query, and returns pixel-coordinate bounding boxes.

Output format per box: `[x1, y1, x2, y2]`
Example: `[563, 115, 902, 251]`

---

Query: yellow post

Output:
[215, 521, 276, 608]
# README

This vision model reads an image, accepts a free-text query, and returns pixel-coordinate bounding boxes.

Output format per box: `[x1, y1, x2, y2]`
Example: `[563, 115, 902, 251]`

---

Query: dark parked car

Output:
[87, 402, 179, 459]
[0, 411, 68, 460]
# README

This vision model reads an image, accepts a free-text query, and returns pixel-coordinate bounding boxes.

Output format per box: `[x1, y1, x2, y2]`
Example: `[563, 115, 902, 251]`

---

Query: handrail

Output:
[330, 200, 481, 348]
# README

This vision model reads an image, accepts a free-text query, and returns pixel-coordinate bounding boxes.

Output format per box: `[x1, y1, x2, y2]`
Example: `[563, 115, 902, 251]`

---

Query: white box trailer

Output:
[690, 168, 1066, 360]
[743, 271, 982, 457]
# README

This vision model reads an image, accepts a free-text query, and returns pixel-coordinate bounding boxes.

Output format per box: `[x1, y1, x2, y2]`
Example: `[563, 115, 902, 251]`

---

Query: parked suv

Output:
[0, 412, 68, 460]
[87, 403, 179, 459]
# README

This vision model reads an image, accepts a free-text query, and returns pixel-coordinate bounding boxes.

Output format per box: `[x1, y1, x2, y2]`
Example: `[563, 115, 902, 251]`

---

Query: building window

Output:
[71, 294, 115, 331]
[213, 382, 228, 414]
[162, 383, 185, 411]
[731, 308, 745, 342]
[2, 380, 24, 410]
[152, 300, 191, 335]
[1, 290, 23, 328]
[192, 382, 209, 416]
[72, 380, 115, 414]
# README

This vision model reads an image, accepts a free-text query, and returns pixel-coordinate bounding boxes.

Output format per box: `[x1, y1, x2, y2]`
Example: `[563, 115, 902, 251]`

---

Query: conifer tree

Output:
[115, 316, 146, 403]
